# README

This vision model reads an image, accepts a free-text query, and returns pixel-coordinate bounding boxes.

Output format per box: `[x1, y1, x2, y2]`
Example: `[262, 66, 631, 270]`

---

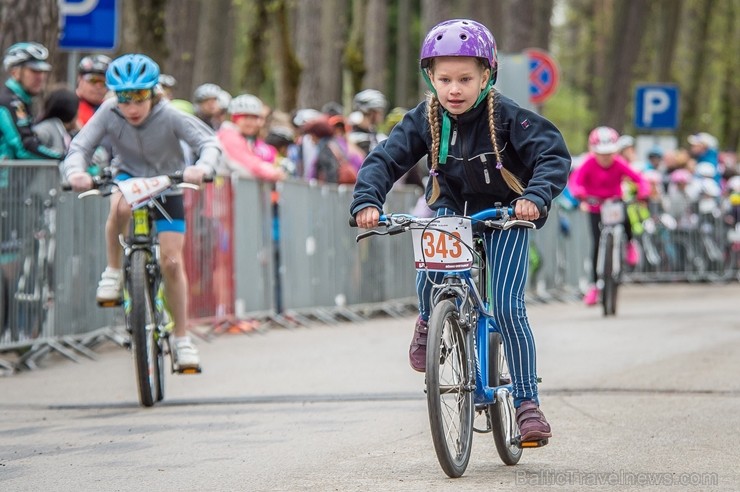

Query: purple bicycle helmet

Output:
[420, 19, 498, 83]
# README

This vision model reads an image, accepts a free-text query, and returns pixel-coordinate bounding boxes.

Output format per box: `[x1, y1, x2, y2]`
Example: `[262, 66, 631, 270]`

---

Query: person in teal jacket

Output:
[0, 42, 62, 161]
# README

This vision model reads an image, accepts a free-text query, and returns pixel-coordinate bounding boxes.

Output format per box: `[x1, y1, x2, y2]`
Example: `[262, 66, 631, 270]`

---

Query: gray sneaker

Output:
[409, 317, 428, 372]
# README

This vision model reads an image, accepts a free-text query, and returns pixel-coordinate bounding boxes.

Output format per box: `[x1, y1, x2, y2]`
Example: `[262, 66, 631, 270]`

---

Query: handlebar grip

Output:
[203, 174, 215, 183]
[61, 183, 72, 192]
[540, 205, 548, 219]
[349, 216, 358, 228]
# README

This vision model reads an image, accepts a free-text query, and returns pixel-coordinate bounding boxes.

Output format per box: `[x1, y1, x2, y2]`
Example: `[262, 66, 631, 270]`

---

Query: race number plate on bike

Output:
[600, 200, 625, 226]
[117, 176, 172, 209]
[411, 217, 473, 271]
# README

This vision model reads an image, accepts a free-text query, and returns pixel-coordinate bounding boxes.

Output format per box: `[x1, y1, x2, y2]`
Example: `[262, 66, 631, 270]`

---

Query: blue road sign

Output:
[59, 0, 118, 51]
[634, 85, 679, 130]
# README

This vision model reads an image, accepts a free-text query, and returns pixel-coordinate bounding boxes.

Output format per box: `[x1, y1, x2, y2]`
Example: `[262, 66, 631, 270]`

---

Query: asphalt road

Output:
[1, 283, 739, 491]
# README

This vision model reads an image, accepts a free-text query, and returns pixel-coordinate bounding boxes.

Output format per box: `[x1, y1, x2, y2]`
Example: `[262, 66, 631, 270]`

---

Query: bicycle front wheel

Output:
[128, 250, 162, 407]
[426, 299, 474, 478]
[488, 331, 522, 465]
[602, 233, 618, 316]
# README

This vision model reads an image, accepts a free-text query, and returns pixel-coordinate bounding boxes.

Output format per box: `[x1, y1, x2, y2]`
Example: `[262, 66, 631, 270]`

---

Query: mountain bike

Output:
[71, 171, 206, 407]
[351, 203, 547, 478]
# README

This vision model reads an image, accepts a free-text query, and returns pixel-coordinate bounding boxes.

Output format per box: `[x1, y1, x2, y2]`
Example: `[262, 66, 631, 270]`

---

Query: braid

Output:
[487, 90, 525, 195]
[427, 93, 441, 204]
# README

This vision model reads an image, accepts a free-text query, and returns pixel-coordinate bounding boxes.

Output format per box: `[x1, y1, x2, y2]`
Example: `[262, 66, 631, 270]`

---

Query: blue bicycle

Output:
[353, 204, 547, 478]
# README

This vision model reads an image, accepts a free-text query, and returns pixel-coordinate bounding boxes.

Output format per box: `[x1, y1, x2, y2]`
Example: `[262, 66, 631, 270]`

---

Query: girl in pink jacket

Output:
[570, 127, 650, 305]
[217, 94, 285, 182]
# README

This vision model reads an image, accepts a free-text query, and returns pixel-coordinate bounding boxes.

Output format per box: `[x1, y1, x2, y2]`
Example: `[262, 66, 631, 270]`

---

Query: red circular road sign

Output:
[526, 49, 560, 104]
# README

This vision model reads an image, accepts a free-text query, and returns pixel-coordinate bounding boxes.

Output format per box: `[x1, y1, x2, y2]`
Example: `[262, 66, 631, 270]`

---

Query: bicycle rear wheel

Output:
[128, 250, 162, 407]
[602, 233, 618, 316]
[487, 331, 522, 465]
[426, 299, 474, 478]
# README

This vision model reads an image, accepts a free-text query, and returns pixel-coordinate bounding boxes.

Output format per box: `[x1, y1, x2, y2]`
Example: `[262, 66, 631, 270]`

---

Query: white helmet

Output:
[353, 89, 387, 113]
[695, 161, 717, 178]
[216, 90, 232, 111]
[193, 83, 223, 102]
[727, 176, 740, 193]
[228, 94, 263, 116]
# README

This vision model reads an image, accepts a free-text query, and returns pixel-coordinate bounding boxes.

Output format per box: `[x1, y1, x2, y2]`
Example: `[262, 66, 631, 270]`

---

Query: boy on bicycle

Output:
[62, 54, 221, 370]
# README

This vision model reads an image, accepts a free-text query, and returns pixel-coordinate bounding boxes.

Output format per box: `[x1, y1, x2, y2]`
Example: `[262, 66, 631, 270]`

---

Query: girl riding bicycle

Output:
[569, 126, 650, 306]
[62, 54, 221, 370]
[351, 19, 571, 443]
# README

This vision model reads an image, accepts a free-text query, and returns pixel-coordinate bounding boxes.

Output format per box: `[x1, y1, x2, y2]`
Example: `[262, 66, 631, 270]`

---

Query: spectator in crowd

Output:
[348, 89, 388, 154]
[76, 54, 112, 127]
[217, 93, 285, 181]
[265, 125, 298, 177]
[33, 88, 79, 156]
[0, 42, 62, 160]
[193, 83, 224, 130]
[328, 114, 364, 174]
[303, 116, 356, 184]
[292, 108, 323, 179]
[158, 73, 176, 100]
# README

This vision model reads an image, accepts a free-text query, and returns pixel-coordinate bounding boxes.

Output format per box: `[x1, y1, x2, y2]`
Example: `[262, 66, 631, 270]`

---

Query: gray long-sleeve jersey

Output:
[61, 97, 221, 180]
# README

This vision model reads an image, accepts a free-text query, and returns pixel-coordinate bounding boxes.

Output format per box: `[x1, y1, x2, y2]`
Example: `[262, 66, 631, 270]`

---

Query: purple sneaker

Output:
[409, 317, 428, 372]
[516, 401, 552, 442]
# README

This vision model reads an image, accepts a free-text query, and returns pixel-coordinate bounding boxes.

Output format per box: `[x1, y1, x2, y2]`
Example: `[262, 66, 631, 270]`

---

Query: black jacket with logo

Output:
[350, 92, 571, 228]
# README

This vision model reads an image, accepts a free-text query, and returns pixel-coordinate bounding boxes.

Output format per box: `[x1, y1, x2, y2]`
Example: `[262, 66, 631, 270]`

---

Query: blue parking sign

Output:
[59, 0, 118, 51]
[634, 85, 679, 130]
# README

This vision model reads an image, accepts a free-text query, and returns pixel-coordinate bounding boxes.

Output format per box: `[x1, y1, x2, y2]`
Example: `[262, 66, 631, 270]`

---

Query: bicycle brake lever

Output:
[355, 229, 388, 242]
[502, 219, 536, 230]
[77, 189, 103, 199]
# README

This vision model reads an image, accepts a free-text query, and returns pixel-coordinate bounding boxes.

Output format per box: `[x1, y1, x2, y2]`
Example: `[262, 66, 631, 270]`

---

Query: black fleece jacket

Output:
[350, 92, 571, 228]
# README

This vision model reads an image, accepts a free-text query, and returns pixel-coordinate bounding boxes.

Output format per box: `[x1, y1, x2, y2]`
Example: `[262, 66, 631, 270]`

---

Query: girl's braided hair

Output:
[425, 60, 524, 204]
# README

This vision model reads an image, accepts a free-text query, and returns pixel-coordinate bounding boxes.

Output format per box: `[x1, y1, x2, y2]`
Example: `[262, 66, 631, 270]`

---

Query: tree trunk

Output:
[239, 0, 270, 95]
[271, 0, 301, 112]
[363, 0, 388, 94]
[296, 0, 323, 109]
[164, 0, 201, 100]
[393, 0, 413, 109]
[598, 0, 649, 132]
[680, 0, 716, 137]
[191, 0, 234, 92]
[319, 0, 346, 107]
[654, 0, 684, 83]
[507, 0, 553, 52]
[344, 0, 366, 100]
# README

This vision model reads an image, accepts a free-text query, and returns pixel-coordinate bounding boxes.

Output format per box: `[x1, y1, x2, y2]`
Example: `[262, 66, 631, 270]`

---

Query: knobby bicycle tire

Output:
[487, 331, 522, 465]
[602, 233, 618, 316]
[426, 299, 474, 478]
[128, 249, 162, 407]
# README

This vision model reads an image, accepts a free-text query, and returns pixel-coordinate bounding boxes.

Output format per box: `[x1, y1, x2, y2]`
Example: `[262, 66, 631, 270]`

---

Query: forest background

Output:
[1, 0, 738, 155]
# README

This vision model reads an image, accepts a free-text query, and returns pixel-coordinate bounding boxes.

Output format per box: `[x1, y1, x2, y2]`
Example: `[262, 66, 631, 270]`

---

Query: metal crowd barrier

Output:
[2, 159, 738, 373]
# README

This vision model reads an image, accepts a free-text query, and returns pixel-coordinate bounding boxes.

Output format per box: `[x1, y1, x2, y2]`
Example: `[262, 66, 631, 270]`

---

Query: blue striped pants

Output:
[416, 224, 539, 408]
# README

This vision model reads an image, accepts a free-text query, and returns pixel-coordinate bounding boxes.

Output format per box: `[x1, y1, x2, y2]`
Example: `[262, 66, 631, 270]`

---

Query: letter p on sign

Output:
[634, 85, 679, 130]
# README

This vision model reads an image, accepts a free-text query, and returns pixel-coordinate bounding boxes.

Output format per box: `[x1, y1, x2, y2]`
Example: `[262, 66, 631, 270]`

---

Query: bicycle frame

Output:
[353, 205, 544, 473]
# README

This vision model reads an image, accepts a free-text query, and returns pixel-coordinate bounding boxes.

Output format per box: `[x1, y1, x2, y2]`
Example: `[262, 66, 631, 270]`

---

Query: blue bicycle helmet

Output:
[106, 54, 160, 91]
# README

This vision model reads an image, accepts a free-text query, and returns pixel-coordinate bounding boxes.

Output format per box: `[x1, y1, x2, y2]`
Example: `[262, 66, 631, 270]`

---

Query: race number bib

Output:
[117, 176, 172, 209]
[600, 200, 625, 226]
[411, 217, 473, 271]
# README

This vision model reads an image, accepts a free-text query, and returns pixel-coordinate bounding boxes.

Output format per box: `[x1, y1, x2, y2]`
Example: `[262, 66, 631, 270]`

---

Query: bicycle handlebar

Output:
[61, 170, 214, 194]
[350, 203, 547, 242]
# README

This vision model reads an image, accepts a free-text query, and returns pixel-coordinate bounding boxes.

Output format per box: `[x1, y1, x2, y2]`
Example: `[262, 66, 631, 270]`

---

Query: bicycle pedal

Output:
[515, 437, 549, 448]
[97, 298, 122, 308]
[176, 365, 202, 375]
